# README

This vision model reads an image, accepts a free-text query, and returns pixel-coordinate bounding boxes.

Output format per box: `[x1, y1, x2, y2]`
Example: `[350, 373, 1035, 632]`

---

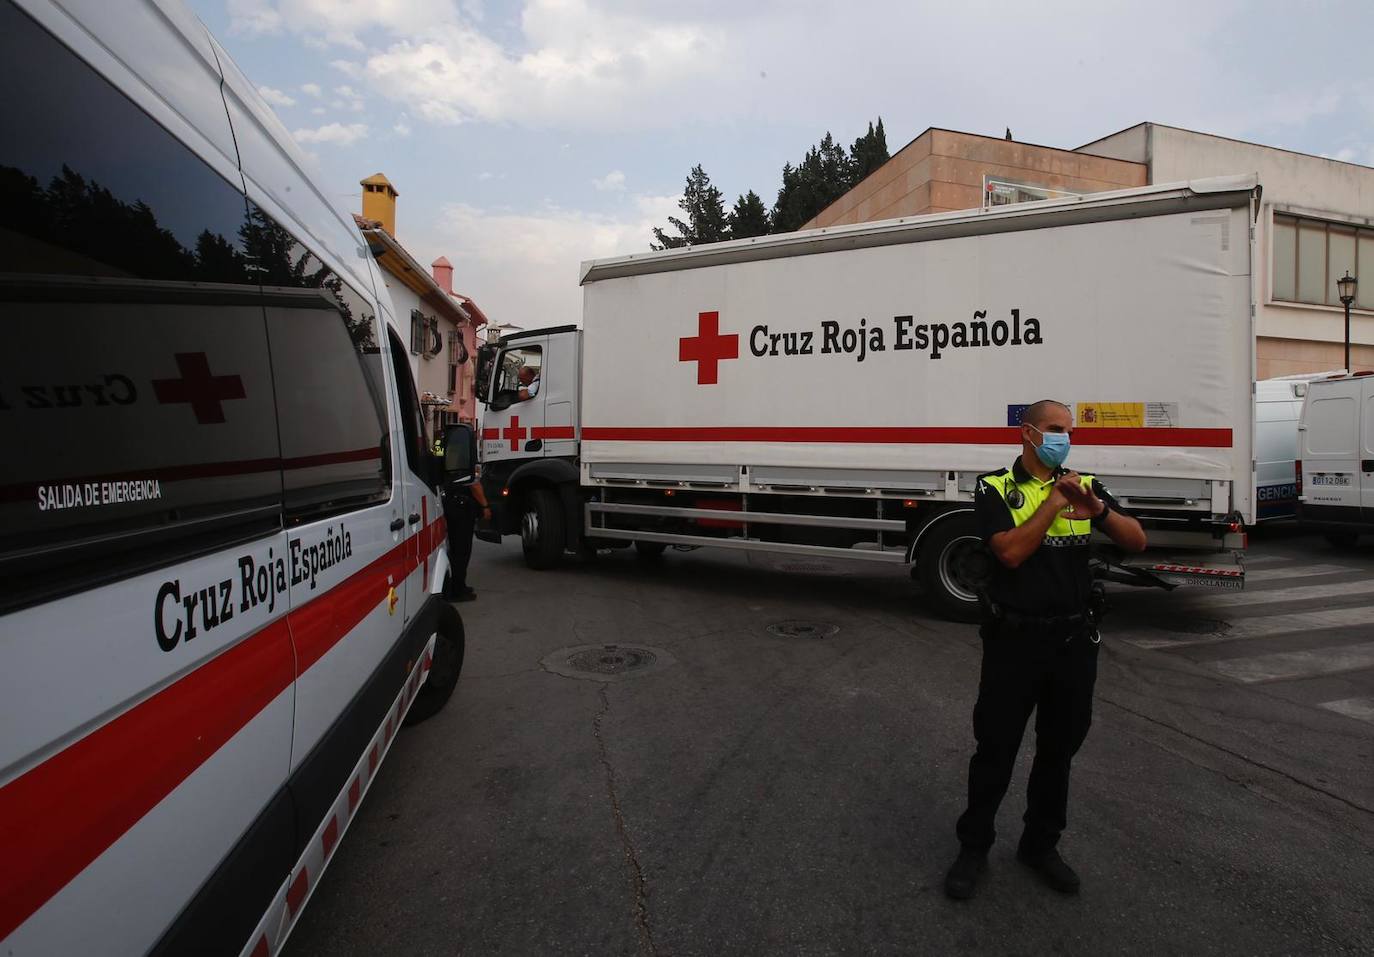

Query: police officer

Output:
[944, 399, 1147, 900]
[440, 455, 491, 603]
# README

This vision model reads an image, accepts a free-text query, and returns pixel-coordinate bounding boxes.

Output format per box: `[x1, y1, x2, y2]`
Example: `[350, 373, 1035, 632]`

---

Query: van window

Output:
[246, 202, 393, 522]
[1306, 397, 1357, 454]
[387, 326, 431, 483]
[0, 0, 282, 608]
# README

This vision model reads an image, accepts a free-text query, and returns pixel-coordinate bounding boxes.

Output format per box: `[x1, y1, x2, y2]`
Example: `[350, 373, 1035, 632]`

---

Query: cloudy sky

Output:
[192, 0, 1374, 327]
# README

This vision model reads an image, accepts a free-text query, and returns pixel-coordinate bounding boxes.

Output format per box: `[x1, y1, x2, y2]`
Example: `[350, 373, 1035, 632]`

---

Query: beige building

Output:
[355, 173, 487, 432]
[803, 128, 1147, 227]
[805, 124, 1374, 378]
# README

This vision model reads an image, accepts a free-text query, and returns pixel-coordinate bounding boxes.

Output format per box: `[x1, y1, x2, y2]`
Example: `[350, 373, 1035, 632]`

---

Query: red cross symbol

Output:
[152, 352, 246, 424]
[503, 415, 528, 452]
[679, 311, 738, 385]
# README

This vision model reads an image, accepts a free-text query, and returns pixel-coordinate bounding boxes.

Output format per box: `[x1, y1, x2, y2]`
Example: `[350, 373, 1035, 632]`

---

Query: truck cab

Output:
[474, 326, 584, 564]
[1298, 370, 1374, 543]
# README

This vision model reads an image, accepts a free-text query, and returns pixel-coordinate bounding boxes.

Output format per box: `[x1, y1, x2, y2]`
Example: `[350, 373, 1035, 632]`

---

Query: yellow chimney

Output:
[360, 172, 399, 236]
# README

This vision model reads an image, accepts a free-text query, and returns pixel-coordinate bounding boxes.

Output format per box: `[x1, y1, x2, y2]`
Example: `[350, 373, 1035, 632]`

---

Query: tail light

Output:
[1295, 458, 1303, 492]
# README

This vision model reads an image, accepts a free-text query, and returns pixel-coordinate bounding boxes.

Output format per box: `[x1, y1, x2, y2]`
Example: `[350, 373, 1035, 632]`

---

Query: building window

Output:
[409, 309, 441, 356]
[1273, 213, 1374, 310]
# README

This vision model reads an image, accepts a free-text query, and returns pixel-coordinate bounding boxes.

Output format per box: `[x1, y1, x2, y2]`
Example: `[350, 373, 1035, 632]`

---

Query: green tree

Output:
[770, 133, 851, 232]
[651, 164, 729, 249]
[727, 190, 770, 239]
[848, 117, 889, 188]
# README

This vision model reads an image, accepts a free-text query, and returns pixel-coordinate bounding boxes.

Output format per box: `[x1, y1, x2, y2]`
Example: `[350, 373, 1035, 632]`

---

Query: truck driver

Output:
[944, 399, 1147, 900]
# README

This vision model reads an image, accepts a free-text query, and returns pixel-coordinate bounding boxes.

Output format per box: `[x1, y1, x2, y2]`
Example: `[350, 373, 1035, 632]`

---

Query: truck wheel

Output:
[521, 488, 565, 569]
[405, 603, 464, 726]
[635, 541, 668, 559]
[916, 514, 986, 623]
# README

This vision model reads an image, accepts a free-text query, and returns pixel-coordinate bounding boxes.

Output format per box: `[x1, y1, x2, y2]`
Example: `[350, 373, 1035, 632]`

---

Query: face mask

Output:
[1029, 424, 1071, 468]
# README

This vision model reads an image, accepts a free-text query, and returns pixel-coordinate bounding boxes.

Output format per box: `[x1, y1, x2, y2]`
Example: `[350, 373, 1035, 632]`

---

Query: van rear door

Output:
[1301, 380, 1361, 519]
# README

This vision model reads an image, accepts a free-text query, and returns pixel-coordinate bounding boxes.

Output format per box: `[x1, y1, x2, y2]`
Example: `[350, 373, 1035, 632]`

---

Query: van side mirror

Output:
[442, 424, 477, 482]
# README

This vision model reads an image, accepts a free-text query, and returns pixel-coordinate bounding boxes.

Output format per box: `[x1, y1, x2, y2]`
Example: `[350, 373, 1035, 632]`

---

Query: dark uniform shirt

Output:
[975, 457, 1121, 617]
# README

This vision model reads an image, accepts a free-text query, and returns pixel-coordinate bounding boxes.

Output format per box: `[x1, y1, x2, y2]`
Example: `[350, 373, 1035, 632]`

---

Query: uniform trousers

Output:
[442, 486, 476, 595]
[955, 618, 1100, 857]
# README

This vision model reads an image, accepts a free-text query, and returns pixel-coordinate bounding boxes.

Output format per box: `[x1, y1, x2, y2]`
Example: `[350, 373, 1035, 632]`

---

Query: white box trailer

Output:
[475, 176, 1259, 620]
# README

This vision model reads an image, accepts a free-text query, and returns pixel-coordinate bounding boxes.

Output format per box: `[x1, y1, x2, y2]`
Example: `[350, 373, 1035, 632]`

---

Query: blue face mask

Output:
[1029, 424, 1071, 468]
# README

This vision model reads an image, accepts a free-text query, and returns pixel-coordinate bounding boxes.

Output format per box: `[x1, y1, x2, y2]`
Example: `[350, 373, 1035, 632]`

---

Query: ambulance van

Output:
[0, 1, 472, 953]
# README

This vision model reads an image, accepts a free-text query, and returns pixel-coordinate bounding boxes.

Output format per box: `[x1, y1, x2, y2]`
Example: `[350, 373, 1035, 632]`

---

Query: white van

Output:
[1254, 374, 1341, 521]
[1297, 371, 1374, 543]
[0, 1, 473, 953]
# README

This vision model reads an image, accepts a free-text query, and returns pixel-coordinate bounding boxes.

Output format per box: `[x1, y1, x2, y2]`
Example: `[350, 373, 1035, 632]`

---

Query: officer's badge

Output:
[1006, 487, 1025, 509]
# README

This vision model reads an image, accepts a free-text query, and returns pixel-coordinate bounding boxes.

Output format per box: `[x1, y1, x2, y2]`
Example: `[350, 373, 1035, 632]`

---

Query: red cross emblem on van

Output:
[152, 352, 245, 424]
[679, 311, 738, 385]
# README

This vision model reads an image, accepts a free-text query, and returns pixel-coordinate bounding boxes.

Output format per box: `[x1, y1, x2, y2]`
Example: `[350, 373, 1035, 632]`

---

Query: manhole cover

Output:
[567, 645, 657, 675]
[541, 644, 675, 682]
[767, 620, 840, 639]
[1143, 616, 1231, 637]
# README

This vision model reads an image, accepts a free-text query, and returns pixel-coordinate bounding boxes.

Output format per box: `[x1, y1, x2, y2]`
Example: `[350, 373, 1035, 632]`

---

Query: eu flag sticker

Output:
[1006, 404, 1030, 426]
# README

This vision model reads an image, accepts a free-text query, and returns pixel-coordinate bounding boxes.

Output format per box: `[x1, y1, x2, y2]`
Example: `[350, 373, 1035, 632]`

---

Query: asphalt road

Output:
[286, 528, 1374, 956]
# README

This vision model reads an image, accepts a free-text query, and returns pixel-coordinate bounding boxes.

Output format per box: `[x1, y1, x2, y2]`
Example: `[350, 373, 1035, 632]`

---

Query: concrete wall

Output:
[804, 129, 1147, 229]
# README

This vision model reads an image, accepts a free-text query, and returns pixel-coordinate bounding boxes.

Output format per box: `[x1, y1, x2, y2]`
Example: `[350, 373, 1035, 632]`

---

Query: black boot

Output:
[943, 848, 987, 900]
[1016, 845, 1080, 894]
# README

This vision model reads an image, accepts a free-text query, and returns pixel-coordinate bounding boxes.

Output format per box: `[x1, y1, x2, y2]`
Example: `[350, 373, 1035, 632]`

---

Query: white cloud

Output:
[331, 59, 363, 77]
[311, 107, 326, 115]
[292, 122, 369, 146]
[300, 82, 323, 97]
[257, 85, 296, 107]
[592, 170, 626, 192]
[394, 115, 413, 137]
[421, 193, 679, 324]
[227, 0, 280, 34]
[361, 4, 724, 129]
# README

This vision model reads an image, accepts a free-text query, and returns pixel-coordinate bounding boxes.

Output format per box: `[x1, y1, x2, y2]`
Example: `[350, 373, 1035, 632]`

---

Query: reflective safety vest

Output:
[979, 468, 1096, 547]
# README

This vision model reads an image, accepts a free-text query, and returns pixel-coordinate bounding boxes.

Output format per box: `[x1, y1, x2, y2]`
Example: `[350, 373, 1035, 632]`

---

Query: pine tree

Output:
[770, 132, 854, 232]
[651, 164, 729, 249]
[727, 190, 769, 239]
[848, 117, 889, 188]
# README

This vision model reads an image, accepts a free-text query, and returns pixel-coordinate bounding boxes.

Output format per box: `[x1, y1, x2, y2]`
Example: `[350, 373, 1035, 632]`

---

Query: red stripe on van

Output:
[0, 518, 447, 941]
[0, 619, 295, 940]
[580, 426, 1233, 448]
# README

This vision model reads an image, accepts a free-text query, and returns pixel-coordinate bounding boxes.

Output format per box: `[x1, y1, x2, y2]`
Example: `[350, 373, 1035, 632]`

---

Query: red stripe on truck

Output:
[580, 426, 1232, 448]
[0, 518, 448, 941]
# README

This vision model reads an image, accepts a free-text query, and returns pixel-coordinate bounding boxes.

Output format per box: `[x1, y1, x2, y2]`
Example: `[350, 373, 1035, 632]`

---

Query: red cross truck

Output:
[0, 1, 476, 953]
[476, 177, 1263, 618]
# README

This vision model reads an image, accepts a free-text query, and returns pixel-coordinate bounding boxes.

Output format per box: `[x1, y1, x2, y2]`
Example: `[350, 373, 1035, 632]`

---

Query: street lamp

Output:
[1337, 271, 1357, 373]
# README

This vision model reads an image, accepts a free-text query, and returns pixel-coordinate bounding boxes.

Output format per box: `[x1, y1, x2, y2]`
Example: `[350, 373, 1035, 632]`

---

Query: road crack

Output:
[593, 685, 657, 956]
[1100, 693, 1374, 819]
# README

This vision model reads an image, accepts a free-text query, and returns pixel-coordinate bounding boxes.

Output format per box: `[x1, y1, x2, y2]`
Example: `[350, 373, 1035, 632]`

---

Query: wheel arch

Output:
[907, 505, 977, 564]
[504, 458, 582, 544]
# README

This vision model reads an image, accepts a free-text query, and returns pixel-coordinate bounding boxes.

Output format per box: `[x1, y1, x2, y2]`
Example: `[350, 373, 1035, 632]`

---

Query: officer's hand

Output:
[1056, 472, 1103, 519]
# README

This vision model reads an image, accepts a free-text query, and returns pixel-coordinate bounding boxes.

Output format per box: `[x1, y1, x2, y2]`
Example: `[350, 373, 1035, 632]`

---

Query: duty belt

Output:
[999, 609, 1088, 631]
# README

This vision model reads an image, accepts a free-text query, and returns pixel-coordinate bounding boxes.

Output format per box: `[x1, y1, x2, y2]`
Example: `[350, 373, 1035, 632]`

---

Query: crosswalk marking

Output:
[1318, 696, 1374, 724]
[1209, 641, 1374, 683]
[1125, 606, 1374, 650]
[1242, 563, 1353, 583]
[1239, 553, 1285, 565]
